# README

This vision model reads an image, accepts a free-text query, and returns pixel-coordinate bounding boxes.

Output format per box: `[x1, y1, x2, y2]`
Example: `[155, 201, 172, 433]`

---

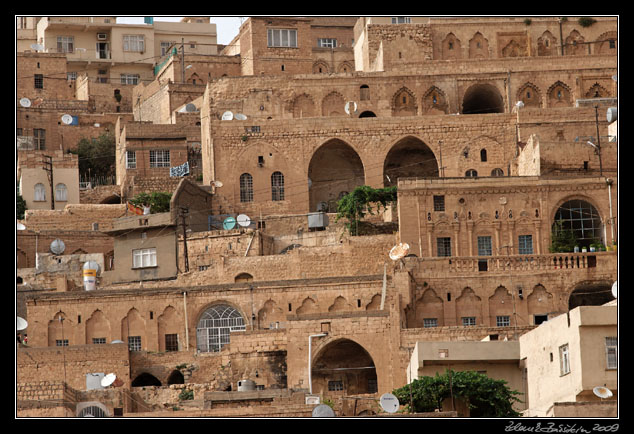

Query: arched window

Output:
[491, 168, 504, 177]
[55, 183, 68, 201]
[78, 405, 108, 417]
[480, 149, 487, 162]
[360, 84, 370, 101]
[239, 173, 253, 202]
[34, 183, 46, 201]
[271, 171, 285, 201]
[553, 199, 603, 248]
[465, 169, 478, 177]
[196, 304, 246, 353]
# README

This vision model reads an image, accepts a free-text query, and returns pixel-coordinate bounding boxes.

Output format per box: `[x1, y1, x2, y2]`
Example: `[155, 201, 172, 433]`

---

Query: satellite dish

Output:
[17, 222, 26, 230]
[345, 101, 357, 115]
[515, 101, 525, 109]
[19, 98, 31, 108]
[235, 113, 247, 120]
[223, 216, 237, 230]
[593, 386, 613, 399]
[611, 281, 617, 299]
[389, 243, 410, 261]
[50, 239, 66, 255]
[185, 103, 197, 112]
[17, 317, 28, 331]
[379, 393, 400, 414]
[211, 180, 223, 188]
[237, 214, 251, 227]
[93, 123, 100, 127]
[111, 340, 125, 344]
[101, 373, 117, 388]
[221, 111, 234, 121]
[61, 114, 73, 125]
[317, 202, 329, 212]
[312, 404, 336, 418]
[30, 43, 44, 52]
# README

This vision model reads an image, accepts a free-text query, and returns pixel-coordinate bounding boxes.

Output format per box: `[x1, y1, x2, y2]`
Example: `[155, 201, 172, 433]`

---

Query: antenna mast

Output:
[43, 155, 54, 210]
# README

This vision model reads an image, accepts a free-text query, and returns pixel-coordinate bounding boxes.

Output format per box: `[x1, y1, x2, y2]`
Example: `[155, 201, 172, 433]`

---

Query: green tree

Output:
[549, 221, 578, 253]
[17, 194, 27, 220]
[392, 369, 522, 417]
[129, 192, 172, 214]
[70, 132, 116, 179]
[335, 185, 397, 235]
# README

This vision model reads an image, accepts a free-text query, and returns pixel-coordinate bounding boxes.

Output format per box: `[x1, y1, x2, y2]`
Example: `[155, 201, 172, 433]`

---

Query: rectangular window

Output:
[132, 248, 157, 268]
[318, 38, 337, 48]
[56, 339, 69, 347]
[433, 195, 445, 211]
[123, 35, 145, 52]
[437, 237, 452, 257]
[423, 318, 438, 328]
[391, 17, 412, 24]
[496, 316, 510, 327]
[120, 74, 140, 85]
[328, 380, 344, 391]
[559, 344, 570, 375]
[518, 235, 534, 254]
[477, 236, 493, 256]
[33, 128, 46, 150]
[57, 36, 74, 53]
[462, 317, 476, 326]
[128, 336, 142, 351]
[267, 28, 297, 48]
[34, 74, 43, 89]
[149, 150, 170, 168]
[92, 337, 106, 344]
[67, 72, 77, 81]
[606, 337, 617, 369]
[165, 333, 179, 352]
[160, 41, 174, 56]
[368, 379, 378, 393]
[126, 151, 137, 169]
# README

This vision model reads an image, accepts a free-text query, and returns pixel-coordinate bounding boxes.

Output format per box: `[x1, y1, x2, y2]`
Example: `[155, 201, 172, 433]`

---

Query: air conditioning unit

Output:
[97, 33, 108, 41]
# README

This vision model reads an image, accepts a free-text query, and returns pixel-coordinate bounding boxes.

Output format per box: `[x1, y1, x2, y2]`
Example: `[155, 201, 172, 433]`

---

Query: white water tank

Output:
[607, 107, 617, 123]
[83, 261, 100, 291]
[237, 379, 256, 391]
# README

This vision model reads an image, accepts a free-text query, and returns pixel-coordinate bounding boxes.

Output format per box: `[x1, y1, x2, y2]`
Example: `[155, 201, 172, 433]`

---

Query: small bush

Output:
[578, 17, 597, 27]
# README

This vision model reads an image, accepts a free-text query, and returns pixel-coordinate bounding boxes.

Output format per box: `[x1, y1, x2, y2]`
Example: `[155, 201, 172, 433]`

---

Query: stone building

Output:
[16, 16, 618, 418]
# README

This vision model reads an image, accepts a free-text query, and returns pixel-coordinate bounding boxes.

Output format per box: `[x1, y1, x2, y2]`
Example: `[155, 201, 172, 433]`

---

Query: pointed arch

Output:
[516, 82, 542, 108]
[455, 287, 483, 326]
[468, 32, 489, 59]
[328, 296, 352, 313]
[322, 91, 346, 117]
[365, 294, 382, 311]
[384, 135, 438, 186]
[312, 60, 330, 74]
[596, 31, 617, 54]
[121, 308, 146, 351]
[488, 286, 514, 326]
[547, 81, 573, 107]
[85, 310, 111, 345]
[257, 299, 285, 329]
[415, 288, 444, 327]
[537, 30, 558, 56]
[585, 82, 610, 98]
[296, 297, 318, 315]
[392, 87, 417, 116]
[158, 306, 181, 352]
[442, 32, 462, 60]
[422, 86, 448, 114]
[565, 30, 585, 56]
[292, 93, 316, 118]
[48, 311, 69, 347]
[462, 82, 504, 114]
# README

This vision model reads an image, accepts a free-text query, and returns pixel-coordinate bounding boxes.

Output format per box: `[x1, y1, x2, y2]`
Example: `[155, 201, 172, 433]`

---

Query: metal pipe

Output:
[183, 292, 189, 351]
[308, 333, 328, 395]
[607, 179, 615, 242]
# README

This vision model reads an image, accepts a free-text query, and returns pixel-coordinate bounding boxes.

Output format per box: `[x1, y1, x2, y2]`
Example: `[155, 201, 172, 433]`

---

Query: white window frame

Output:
[318, 38, 337, 48]
[559, 344, 570, 375]
[423, 318, 438, 328]
[128, 335, 142, 351]
[132, 248, 157, 268]
[518, 235, 534, 254]
[496, 315, 510, 327]
[462, 316, 477, 326]
[149, 150, 170, 168]
[267, 28, 297, 48]
[120, 73, 140, 85]
[67, 72, 77, 81]
[34, 183, 46, 202]
[55, 183, 68, 202]
[605, 337, 617, 369]
[391, 17, 412, 24]
[57, 36, 74, 53]
[126, 151, 137, 169]
[160, 41, 175, 56]
[123, 34, 145, 52]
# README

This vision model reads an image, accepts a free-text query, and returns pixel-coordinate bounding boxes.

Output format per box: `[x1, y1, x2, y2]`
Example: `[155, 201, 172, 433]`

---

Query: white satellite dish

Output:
[593, 386, 613, 400]
[50, 239, 66, 255]
[211, 180, 223, 188]
[389, 243, 410, 261]
[312, 404, 335, 418]
[17, 222, 26, 230]
[17, 317, 28, 331]
[237, 214, 251, 227]
[19, 98, 31, 108]
[111, 339, 125, 344]
[345, 101, 357, 115]
[611, 281, 617, 299]
[221, 111, 234, 121]
[235, 113, 247, 120]
[379, 393, 400, 414]
[30, 43, 44, 52]
[61, 114, 73, 125]
[101, 373, 117, 388]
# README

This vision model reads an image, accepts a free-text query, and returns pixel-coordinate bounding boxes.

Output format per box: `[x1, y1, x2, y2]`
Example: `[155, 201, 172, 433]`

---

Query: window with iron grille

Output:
[477, 236, 492, 256]
[34, 129, 46, 150]
[496, 315, 510, 327]
[271, 171, 285, 201]
[240, 173, 253, 202]
[368, 378, 378, 393]
[423, 318, 438, 328]
[128, 336, 142, 351]
[462, 317, 476, 326]
[149, 150, 170, 168]
[56, 339, 69, 346]
[92, 337, 106, 344]
[196, 304, 246, 353]
[34, 74, 43, 89]
[165, 333, 179, 352]
[559, 344, 570, 375]
[433, 195, 445, 211]
[518, 235, 534, 254]
[328, 380, 344, 391]
[437, 237, 451, 257]
[606, 337, 617, 369]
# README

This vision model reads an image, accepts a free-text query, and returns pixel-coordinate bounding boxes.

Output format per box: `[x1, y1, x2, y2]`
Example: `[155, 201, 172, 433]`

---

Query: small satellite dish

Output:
[611, 281, 617, 299]
[212, 180, 224, 188]
[19, 98, 31, 108]
[30, 43, 44, 52]
[111, 340, 124, 344]
[312, 404, 336, 418]
[221, 111, 234, 121]
[17, 222, 26, 230]
[223, 216, 237, 230]
[235, 113, 247, 120]
[379, 393, 400, 414]
[185, 103, 197, 112]
[61, 114, 73, 125]
[515, 101, 525, 109]
[17, 317, 28, 331]
[593, 386, 613, 399]
[345, 101, 357, 115]
[389, 243, 410, 261]
[237, 214, 251, 227]
[101, 373, 117, 388]
[50, 239, 66, 255]
[93, 123, 100, 127]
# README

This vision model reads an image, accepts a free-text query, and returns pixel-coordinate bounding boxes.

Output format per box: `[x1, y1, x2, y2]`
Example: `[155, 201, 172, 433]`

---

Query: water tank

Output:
[237, 379, 256, 392]
[83, 261, 100, 291]
[308, 212, 329, 229]
[607, 107, 617, 123]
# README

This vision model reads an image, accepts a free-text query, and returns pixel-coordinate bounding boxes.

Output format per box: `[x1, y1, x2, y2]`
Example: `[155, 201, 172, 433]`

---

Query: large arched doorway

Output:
[568, 281, 614, 310]
[383, 137, 438, 187]
[131, 373, 162, 387]
[308, 139, 365, 212]
[462, 83, 504, 114]
[553, 199, 603, 250]
[311, 339, 377, 397]
[196, 304, 246, 353]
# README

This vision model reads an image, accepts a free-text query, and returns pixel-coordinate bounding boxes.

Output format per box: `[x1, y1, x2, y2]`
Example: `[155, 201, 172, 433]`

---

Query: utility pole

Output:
[181, 38, 185, 84]
[594, 105, 603, 177]
[180, 207, 190, 272]
[43, 155, 54, 210]
[438, 140, 446, 178]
